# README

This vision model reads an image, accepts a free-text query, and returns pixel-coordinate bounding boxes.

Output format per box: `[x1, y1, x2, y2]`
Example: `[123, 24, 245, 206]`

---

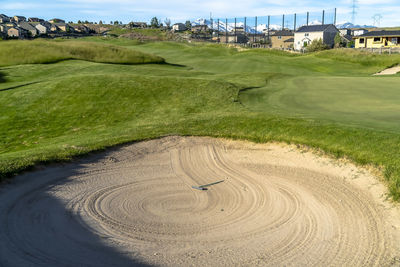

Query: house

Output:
[129, 22, 147, 28]
[13, 16, 26, 23]
[49, 18, 65, 23]
[0, 14, 10, 23]
[270, 30, 294, 49]
[172, 23, 186, 32]
[50, 24, 60, 32]
[192, 25, 208, 33]
[353, 31, 400, 48]
[35, 23, 50, 35]
[7, 27, 23, 38]
[18, 22, 38, 37]
[54, 23, 72, 32]
[353, 28, 368, 36]
[294, 24, 339, 50]
[339, 29, 352, 36]
[218, 34, 248, 44]
[28, 17, 44, 23]
[73, 24, 90, 33]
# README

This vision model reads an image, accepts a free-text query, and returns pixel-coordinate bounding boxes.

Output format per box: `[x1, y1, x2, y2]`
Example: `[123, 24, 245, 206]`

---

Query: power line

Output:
[351, 0, 358, 24]
[372, 14, 383, 27]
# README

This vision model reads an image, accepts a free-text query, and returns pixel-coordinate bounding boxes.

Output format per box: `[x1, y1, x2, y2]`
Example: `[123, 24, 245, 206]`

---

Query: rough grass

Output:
[315, 48, 400, 67]
[2, 39, 400, 200]
[0, 40, 164, 66]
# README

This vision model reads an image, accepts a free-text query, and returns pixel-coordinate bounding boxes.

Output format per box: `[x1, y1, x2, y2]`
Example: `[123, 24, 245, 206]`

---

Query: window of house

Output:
[278, 36, 282, 39]
[392, 37, 398, 44]
[374, 37, 381, 42]
[359, 38, 365, 44]
[305, 33, 309, 37]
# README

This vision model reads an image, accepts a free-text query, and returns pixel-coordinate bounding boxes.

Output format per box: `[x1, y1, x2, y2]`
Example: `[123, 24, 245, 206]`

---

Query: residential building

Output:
[354, 31, 400, 48]
[339, 29, 352, 36]
[353, 28, 368, 36]
[0, 14, 10, 23]
[73, 24, 90, 33]
[35, 23, 50, 35]
[218, 34, 248, 43]
[50, 24, 60, 32]
[13, 16, 26, 23]
[270, 30, 294, 49]
[7, 27, 23, 38]
[49, 18, 65, 23]
[18, 22, 38, 37]
[28, 17, 44, 22]
[192, 25, 208, 33]
[294, 24, 339, 50]
[172, 23, 186, 32]
[129, 22, 147, 28]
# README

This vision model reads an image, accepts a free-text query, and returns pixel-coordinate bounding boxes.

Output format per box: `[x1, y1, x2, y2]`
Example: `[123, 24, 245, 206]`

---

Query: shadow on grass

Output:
[0, 72, 6, 83]
[0, 151, 155, 267]
[0, 82, 41, 92]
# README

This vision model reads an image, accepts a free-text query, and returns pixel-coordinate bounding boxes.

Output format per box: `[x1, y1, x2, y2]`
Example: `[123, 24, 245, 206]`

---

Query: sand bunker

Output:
[374, 65, 400, 75]
[0, 136, 399, 266]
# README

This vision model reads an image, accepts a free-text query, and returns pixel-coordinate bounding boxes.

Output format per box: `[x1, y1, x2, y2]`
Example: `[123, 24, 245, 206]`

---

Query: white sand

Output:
[0, 136, 399, 266]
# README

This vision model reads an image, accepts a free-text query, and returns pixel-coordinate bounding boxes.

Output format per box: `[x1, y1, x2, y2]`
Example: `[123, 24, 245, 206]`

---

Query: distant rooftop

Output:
[356, 30, 400, 37]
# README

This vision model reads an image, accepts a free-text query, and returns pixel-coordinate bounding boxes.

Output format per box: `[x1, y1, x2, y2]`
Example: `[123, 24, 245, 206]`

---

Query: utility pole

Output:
[254, 16, 257, 43]
[334, 8, 337, 25]
[294, 13, 296, 31]
[322, 10, 325, 25]
[234, 18, 237, 43]
[217, 18, 220, 42]
[307, 12, 309, 26]
[225, 18, 228, 43]
[282, 14, 285, 30]
[351, 0, 358, 25]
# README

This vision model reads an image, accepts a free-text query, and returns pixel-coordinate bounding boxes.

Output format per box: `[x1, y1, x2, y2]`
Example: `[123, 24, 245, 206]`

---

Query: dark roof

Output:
[296, 24, 337, 33]
[356, 30, 400, 37]
[271, 30, 294, 37]
[284, 38, 294, 42]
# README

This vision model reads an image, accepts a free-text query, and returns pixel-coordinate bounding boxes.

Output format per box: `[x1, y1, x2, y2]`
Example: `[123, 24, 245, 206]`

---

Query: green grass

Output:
[0, 39, 164, 66]
[1, 39, 400, 200]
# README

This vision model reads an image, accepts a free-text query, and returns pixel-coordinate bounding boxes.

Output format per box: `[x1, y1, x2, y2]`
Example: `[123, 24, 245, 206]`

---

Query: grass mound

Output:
[0, 40, 165, 66]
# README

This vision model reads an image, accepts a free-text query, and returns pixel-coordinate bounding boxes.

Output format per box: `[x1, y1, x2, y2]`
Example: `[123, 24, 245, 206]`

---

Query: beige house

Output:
[13, 16, 26, 23]
[270, 30, 294, 49]
[73, 24, 90, 33]
[7, 27, 22, 38]
[294, 24, 338, 50]
[54, 23, 72, 32]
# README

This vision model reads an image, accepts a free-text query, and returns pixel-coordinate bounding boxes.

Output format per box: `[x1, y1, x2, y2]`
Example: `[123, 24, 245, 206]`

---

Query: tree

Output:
[99, 20, 103, 25]
[334, 32, 343, 48]
[306, 38, 329, 52]
[113, 20, 119, 25]
[150, 17, 159, 28]
[164, 18, 171, 29]
[77, 20, 82, 24]
[110, 21, 113, 25]
[185, 20, 192, 30]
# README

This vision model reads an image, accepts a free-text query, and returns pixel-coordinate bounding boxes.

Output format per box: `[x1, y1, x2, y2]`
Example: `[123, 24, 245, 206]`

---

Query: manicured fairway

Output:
[240, 76, 400, 132]
[1, 38, 400, 199]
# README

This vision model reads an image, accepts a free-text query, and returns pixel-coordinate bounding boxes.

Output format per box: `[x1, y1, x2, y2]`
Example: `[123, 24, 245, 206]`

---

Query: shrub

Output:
[306, 38, 329, 52]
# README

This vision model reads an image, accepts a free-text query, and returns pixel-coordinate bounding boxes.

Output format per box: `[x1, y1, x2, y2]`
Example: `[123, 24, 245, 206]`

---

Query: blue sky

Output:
[1, 0, 399, 26]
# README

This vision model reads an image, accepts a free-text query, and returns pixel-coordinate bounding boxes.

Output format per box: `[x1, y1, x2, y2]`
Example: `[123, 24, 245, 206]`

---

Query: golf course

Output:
[1, 38, 400, 265]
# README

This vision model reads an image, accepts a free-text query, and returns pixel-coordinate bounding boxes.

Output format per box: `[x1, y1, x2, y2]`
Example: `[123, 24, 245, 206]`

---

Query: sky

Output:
[1, 0, 399, 27]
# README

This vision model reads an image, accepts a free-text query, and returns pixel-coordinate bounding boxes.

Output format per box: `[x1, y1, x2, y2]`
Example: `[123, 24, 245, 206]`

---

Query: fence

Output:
[190, 8, 337, 44]
[358, 47, 400, 54]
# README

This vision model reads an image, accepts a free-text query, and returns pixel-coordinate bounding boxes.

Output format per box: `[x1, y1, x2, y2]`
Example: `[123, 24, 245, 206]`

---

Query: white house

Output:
[35, 23, 50, 35]
[353, 29, 368, 36]
[294, 24, 339, 51]
[172, 23, 186, 32]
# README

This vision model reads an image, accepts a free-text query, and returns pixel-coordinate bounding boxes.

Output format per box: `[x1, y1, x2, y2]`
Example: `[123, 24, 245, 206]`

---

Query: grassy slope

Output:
[0, 40, 164, 66]
[1, 39, 400, 200]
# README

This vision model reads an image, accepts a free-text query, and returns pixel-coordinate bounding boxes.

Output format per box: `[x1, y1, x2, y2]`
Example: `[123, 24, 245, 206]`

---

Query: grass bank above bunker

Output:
[1, 39, 400, 200]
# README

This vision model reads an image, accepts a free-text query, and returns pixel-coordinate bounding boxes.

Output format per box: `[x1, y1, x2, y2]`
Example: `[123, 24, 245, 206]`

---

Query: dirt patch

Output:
[374, 65, 400, 75]
[0, 136, 399, 266]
